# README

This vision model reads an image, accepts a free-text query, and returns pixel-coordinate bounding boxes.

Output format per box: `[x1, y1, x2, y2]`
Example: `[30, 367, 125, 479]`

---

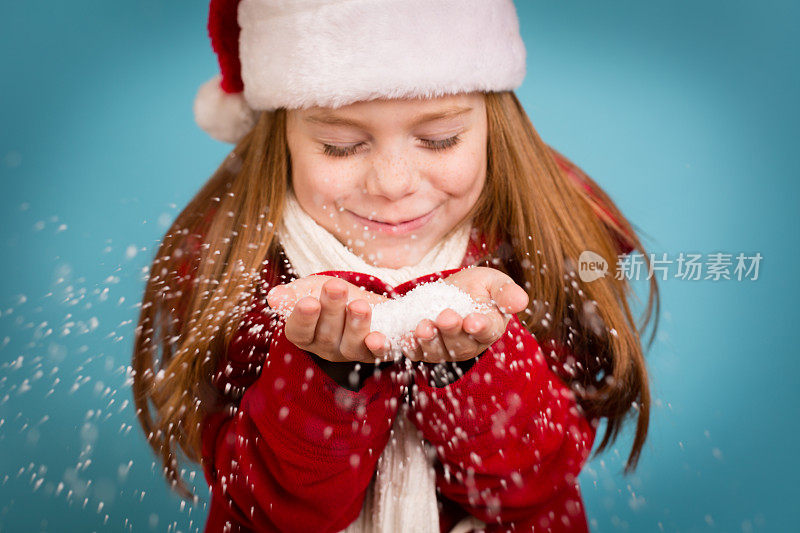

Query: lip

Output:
[349, 208, 436, 235]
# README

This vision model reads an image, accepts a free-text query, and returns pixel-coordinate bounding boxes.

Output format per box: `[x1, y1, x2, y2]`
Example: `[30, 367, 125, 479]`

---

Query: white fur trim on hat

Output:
[238, 0, 527, 111]
[193, 75, 259, 144]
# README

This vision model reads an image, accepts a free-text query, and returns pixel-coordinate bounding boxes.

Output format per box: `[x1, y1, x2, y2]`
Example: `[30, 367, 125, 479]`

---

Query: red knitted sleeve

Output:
[201, 301, 403, 532]
[410, 314, 596, 533]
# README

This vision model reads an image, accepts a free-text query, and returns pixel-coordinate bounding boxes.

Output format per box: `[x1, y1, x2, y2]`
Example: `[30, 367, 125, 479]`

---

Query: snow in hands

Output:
[267, 276, 494, 356]
[370, 279, 493, 353]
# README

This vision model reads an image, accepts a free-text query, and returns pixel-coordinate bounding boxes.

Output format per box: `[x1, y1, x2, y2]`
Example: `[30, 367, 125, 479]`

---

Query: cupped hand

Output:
[402, 266, 530, 364]
[266, 275, 394, 363]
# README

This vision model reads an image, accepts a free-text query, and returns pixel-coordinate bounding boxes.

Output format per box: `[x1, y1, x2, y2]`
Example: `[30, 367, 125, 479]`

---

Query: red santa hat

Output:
[194, 0, 528, 143]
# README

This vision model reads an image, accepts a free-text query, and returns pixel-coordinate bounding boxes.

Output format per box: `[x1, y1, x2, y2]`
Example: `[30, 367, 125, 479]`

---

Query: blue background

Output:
[1, 1, 797, 531]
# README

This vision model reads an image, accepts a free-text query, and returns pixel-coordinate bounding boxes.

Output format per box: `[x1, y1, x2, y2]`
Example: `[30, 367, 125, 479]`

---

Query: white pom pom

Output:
[193, 75, 258, 144]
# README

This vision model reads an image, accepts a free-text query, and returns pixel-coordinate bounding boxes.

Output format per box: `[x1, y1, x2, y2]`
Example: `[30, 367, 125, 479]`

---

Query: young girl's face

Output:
[285, 92, 488, 268]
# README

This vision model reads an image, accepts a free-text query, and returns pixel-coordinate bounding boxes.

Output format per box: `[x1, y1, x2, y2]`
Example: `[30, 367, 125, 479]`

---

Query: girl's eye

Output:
[321, 135, 462, 158]
[322, 143, 364, 158]
[420, 135, 462, 152]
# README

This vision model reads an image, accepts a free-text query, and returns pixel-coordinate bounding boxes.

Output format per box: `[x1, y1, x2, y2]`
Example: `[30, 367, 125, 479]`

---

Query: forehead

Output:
[296, 93, 484, 130]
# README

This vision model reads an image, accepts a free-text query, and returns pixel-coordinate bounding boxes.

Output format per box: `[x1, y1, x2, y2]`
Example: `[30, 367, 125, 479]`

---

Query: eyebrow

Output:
[304, 105, 473, 129]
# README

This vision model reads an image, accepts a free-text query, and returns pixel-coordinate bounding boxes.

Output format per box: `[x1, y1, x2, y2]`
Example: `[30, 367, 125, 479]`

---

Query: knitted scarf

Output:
[276, 190, 477, 533]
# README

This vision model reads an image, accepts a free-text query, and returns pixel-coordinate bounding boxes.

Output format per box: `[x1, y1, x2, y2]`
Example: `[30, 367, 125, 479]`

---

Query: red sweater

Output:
[189, 153, 636, 532]
[200, 252, 598, 532]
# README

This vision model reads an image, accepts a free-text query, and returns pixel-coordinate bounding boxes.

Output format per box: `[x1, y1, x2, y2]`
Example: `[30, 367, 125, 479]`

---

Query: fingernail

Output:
[327, 288, 345, 299]
[419, 327, 435, 340]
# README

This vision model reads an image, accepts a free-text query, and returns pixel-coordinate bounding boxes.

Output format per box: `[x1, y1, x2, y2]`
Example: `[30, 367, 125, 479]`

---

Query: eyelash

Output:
[321, 135, 462, 158]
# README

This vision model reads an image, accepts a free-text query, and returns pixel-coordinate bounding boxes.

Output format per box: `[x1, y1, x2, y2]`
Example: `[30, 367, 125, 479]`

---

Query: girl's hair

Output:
[133, 91, 659, 496]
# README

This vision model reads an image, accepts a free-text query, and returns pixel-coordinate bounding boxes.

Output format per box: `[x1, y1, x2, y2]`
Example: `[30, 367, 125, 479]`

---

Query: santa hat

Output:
[194, 0, 527, 143]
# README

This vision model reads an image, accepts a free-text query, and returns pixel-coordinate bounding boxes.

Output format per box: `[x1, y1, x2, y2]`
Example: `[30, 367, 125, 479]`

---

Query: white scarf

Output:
[276, 190, 483, 533]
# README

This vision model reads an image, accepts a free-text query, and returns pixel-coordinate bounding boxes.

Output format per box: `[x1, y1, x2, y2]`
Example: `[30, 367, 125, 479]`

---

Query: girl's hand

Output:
[266, 275, 394, 363]
[403, 267, 529, 364]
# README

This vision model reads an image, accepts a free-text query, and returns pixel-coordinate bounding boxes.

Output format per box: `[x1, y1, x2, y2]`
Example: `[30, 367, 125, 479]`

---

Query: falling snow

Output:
[0, 190, 722, 533]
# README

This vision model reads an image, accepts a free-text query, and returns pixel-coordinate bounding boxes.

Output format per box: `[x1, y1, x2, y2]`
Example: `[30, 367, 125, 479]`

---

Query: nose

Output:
[364, 149, 420, 201]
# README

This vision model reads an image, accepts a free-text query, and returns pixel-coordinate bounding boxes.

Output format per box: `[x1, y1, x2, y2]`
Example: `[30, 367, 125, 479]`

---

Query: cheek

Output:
[292, 157, 361, 207]
[429, 145, 487, 197]
[287, 127, 365, 205]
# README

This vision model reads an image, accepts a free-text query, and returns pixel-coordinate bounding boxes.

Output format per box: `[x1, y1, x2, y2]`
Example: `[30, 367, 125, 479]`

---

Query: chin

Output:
[364, 244, 428, 268]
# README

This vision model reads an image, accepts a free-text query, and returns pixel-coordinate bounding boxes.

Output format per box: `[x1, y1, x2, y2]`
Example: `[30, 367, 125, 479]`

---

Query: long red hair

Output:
[132, 91, 659, 496]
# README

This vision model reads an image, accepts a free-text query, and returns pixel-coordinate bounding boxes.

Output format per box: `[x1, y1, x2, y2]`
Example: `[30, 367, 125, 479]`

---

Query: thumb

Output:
[487, 275, 529, 314]
[266, 284, 296, 313]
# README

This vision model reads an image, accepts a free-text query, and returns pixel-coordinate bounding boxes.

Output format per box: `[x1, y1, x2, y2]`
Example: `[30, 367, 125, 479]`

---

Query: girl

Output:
[133, 1, 659, 532]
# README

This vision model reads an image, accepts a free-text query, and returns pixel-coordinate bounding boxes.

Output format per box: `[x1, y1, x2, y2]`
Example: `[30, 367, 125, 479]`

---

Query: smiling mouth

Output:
[354, 211, 432, 225]
[348, 208, 437, 234]
[368, 214, 426, 225]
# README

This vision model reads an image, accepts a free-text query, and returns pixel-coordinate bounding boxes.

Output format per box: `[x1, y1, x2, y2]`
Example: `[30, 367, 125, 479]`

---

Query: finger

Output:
[339, 299, 375, 362]
[284, 296, 320, 346]
[266, 284, 296, 315]
[462, 311, 504, 346]
[489, 279, 529, 314]
[414, 319, 448, 364]
[313, 278, 349, 349]
[288, 274, 331, 300]
[435, 308, 480, 361]
[399, 331, 424, 362]
[364, 331, 395, 362]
